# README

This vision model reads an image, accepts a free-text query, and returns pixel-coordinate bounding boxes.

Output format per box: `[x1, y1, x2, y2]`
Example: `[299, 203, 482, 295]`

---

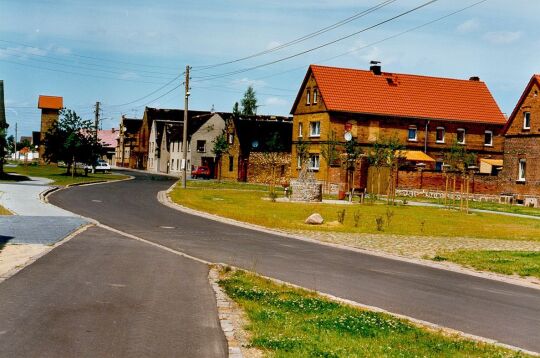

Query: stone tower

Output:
[37, 95, 63, 161]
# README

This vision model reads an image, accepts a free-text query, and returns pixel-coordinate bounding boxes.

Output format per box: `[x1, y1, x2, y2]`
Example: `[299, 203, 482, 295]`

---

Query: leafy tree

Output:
[241, 86, 258, 116]
[261, 131, 286, 198]
[343, 138, 363, 193]
[0, 104, 7, 175]
[320, 130, 340, 192]
[443, 140, 477, 211]
[6, 135, 14, 155]
[211, 132, 230, 182]
[295, 138, 310, 170]
[43, 109, 103, 176]
[366, 135, 404, 203]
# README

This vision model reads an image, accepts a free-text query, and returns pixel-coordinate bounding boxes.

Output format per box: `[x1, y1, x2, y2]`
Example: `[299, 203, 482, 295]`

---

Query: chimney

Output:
[469, 76, 480, 81]
[370, 60, 382, 75]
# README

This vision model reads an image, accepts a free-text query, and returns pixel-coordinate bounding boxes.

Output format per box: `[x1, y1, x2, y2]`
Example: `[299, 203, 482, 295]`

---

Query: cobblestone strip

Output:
[209, 266, 263, 358]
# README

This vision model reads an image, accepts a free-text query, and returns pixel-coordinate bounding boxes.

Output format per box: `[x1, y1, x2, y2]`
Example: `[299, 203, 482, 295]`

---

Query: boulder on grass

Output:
[305, 213, 324, 225]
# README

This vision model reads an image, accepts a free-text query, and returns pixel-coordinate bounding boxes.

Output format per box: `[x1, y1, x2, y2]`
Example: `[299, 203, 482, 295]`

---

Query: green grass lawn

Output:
[432, 251, 540, 279]
[219, 269, 530, 357]
[3, 164, 129, 186]
[170, 184, 540, 241]
[399, 196, 540, 218]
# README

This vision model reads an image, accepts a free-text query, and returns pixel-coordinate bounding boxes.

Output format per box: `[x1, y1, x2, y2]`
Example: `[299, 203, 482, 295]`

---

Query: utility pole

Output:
[94, 101, 100, 141]
[14, 122, 17, 160]
[181, 65, 190, 189]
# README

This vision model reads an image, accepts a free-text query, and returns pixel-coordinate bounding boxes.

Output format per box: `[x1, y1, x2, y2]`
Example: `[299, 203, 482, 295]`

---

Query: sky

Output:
[1, 0, 539, 138]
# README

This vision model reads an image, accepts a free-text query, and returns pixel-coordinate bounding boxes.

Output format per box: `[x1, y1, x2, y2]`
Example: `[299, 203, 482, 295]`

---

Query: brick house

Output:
[221, 115, 293, 183]
[115, 116, 143, 168]
[290, 64, 507, 190]
[499, 75, 540, 206]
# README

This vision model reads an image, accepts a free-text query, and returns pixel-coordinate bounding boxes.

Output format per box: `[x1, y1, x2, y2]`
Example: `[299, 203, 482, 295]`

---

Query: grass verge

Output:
[3, 164, 128, 186]
[170, 184, 540, 241]
[431, 251, 540, 279]
[399, 196, 540, 218]
[219, 269, 530, 357]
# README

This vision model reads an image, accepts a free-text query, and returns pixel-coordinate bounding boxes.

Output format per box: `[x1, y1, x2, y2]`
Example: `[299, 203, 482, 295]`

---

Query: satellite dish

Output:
[344, 132, 353, 142]
[251, 140, 259, 149]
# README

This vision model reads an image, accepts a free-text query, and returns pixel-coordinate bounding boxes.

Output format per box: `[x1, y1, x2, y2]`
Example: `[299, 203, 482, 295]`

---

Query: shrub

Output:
[337, 209, 346, 224]
[385, 208, 394, 226]
[353, 211, 361, 228]
[376, 216, 384, 231]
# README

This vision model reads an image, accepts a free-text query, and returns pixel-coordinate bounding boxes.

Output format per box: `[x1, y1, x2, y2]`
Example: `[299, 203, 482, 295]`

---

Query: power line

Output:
[191, 0, 439, 82]
[0, 39, 179, 71]
[0, 58, 168, 85]
[192, 0, 398, 71]
[253, 0, 490, 82]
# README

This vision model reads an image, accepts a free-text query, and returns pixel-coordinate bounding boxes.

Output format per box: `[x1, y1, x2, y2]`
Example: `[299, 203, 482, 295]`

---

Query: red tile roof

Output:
[98, 128, 119, 148]
[38, 95, 63, 110]
[296, 65, 506, 125]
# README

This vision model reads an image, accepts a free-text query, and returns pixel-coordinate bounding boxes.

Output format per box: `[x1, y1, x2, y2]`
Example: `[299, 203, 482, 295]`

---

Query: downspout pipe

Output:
[424, 120, 430, 154]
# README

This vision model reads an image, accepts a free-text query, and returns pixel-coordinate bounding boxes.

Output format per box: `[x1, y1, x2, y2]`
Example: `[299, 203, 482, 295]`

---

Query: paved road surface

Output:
[0, 226, 227, 357]
[49, 171, 540, 353]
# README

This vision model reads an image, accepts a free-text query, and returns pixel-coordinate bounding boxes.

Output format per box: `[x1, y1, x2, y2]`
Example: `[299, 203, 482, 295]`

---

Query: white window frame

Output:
[227, 133, 234, 145]
[435, 127, 445, 144]
[309, 154, 320, 171]
[313, 89, 318, 104]
[523, 112, 531, 130]
[298, 122, 303, 138]
[309, 121, 321, 137]
[297, 155, 302, 169]
[407, 125, 417, 142]
[306, 89, 311, 105]
[484, 130, 493, 147]
[518, 159, 526, 182]
[456, 128, 466, 145]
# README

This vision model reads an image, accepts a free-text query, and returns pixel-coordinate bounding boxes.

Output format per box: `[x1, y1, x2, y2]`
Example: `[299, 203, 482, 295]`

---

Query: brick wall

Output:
[397, 170, 501, 194]
[247, 152, 292, 185]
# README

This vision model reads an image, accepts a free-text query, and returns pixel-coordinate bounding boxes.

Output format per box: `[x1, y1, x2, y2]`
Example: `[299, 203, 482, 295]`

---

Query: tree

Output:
[366, 135, 404, 203]
[343, 139, 363, 193]
[443, 140, 477, 211]
[0, 83, 7, 176]
[261, 131, 286, 198]
[43, 109, 103, 176]
[232, 102, 241, 120]
[366, 139, 386, 198]
[240, 86, 257, 116]
[320, 130, 340, 192]
[295, 138, 310, 170]
[6, 135, 14, 155]
[212, 132, 230, 182]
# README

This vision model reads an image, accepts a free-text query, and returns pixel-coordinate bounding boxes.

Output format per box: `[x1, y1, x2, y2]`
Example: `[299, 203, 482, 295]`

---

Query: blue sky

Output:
[1, 0, 538, 138]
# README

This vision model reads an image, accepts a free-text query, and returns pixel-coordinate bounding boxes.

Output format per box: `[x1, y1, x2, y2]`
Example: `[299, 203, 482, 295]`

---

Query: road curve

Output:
[50, 170, 540, 353]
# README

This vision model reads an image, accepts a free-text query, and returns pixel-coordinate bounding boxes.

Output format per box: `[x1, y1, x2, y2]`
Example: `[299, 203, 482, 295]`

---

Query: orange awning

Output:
[398, 150, 435, 162]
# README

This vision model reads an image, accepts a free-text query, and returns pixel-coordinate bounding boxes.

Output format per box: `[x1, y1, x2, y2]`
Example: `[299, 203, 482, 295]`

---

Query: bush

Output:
[353, 211, 361, 228]
[337, 209, 346, 224]
[376, 216, 384, 231]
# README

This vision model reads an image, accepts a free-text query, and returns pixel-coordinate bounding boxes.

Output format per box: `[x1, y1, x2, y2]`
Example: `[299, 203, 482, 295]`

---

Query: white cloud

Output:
[457, 19, 480, 34]
[0, 46, 47, 60]
[266, 40, 281, 50]
[484, 31, 522, 45]
[231, 77, 266, 88]
[265, 97, 288, 106]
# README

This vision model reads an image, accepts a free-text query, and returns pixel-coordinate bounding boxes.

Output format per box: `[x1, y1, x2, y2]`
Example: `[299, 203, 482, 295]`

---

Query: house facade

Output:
[115, 116, 143, 168]
[221, 115, 293, 183]
[499, 75, 540, 206]
[97, 128, 119, 165]
[290, 64, 507, 190]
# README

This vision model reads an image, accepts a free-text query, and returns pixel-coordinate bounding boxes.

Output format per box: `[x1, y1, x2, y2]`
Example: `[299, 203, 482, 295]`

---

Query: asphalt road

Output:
[0, 226, 227, 358]
[50, 171, 540, 353]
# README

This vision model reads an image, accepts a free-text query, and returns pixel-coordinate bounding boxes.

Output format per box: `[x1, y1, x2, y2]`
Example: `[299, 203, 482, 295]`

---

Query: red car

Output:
[191, 166, 211, 179]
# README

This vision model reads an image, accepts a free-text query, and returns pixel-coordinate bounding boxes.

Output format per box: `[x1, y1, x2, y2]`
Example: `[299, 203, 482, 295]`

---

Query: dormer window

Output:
[313, 89, 318, 104]
[524, 112, 531, 129]
[306, 89, 311, 105]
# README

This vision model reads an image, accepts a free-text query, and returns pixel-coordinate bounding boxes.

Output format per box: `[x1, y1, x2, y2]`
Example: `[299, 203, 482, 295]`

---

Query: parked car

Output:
[191, 166, 211, 179]
[86, 160, 111, 173]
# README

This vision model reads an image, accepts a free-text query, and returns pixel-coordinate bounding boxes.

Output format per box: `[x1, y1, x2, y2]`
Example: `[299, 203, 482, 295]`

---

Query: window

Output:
[306, 89, 311, 105]
[298, 122, 303, 138]
[176, 159, 180, 170]
[484, 130, 493, 146]
[227, 133, 234, 145]
[309, 154, 320, 170]
[518, 159, 526, 182]
[310, 121, 321, 137]
[313, 89, 318, 104]
[524, 112, 531, 129]
[436, 127, 445, 143]
[196, 140, 206, 153]
[457, 128, 466, 144]
[408, 126, 417, 141]
[229, 155, 234, 172]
